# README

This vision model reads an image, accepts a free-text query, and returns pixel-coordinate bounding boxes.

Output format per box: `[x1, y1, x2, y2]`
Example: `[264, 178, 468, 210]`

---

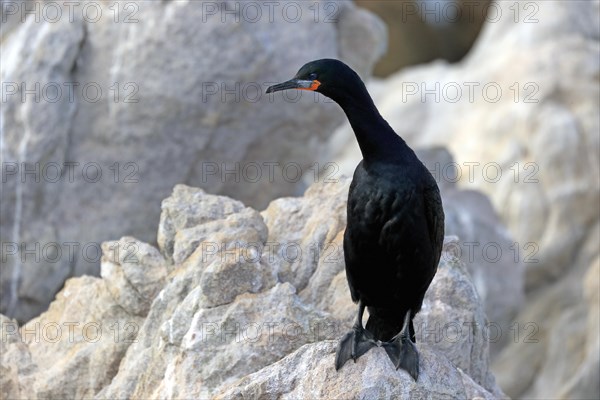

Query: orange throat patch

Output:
[299, 80, 321, 91]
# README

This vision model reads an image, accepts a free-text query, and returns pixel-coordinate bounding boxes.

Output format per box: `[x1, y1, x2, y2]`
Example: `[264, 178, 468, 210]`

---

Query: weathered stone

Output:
[354, 0, 490, 77]
[493, 247, 600, 399]
[559, 257, 600, 399]
[443, 188, 525, 354]
[216, 238, 506, 399]
[1, 181, 510, 399]
[0, 13, 85, 323]
[173, 207, 268, 265]
[100, 237, 168, 315]
[216, 341, 500, 400]
[198, 252, 277, 308]
[0, 315, 36, 400]
[1, 277, 143, 399]
[158, 185, 247, 262]
[337, 6, 387, 78]
[416, 237, 499, 393]
[262, 180, 349, 292]
[1, 0, 386, 322]
[98, 282, 332, 399]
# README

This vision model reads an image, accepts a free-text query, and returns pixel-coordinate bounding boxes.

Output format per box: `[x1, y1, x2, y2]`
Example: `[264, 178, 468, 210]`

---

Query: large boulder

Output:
[0, 183, 506, 399]
[96, 185, 333, 398]
[0, 0, 386, 322]
[492, 238, 600, 399]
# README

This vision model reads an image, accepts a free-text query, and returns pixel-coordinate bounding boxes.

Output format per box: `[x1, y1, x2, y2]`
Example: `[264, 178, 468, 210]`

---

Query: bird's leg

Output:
[382, 310, 419, 380]
[334, 300, 378, 370]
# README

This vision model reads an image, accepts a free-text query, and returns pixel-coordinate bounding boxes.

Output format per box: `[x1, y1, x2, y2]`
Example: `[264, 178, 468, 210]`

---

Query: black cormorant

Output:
[266, 59, 445, 380]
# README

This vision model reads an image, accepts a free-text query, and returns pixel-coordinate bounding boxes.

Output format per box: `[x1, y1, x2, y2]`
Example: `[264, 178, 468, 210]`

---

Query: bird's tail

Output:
[366, 306, 414, 342]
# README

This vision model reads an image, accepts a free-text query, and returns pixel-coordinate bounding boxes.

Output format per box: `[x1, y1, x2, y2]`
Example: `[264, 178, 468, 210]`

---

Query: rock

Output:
[0, 12, 85, 323]
[197, 251, 276, 308]
[416, 237, 499, 392]
[414, 146, 459, 193]
[442, 188, 524, 354]
[0, 314, 36, 400]
[216, 236, 505, 399]
[415, 148, 525, 345]
[97, 280, 331, 398]
[216, 341, 498, 400]
[96, 186, 332, 398]
[157, 185, 270, 270]
[493, 248, 600, 399]
[0, 0, 386, 322]
[559, 257, 600, 399]
[337, 6, 387, 78]
[1, 183, 507, 399]
[1, 276, 143, 399]
[157, 185, 247, 262]
[261, 179, 349, 293]
[172, 207, 268, 266]
[101, 237, 169, 315]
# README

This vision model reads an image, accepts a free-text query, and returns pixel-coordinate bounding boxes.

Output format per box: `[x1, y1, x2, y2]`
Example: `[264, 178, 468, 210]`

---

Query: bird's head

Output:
[266, 58, 366, 104]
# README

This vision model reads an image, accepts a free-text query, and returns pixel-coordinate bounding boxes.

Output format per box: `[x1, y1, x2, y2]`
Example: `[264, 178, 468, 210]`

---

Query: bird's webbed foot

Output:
[382, 311, 419, 380]
[335, 324, 378, 371]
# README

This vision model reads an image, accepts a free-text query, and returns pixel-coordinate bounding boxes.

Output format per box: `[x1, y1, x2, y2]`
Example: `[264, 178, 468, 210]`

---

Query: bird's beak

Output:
[266, 79, 321, 93]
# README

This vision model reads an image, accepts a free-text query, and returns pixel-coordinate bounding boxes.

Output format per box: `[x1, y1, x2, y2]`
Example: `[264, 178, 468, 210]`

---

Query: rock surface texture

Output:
[0, 183, 507, 399]
[0, 0, 386, 322]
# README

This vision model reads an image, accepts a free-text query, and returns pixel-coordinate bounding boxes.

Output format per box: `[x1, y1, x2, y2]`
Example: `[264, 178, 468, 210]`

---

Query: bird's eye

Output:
[308, 73, 318, 80]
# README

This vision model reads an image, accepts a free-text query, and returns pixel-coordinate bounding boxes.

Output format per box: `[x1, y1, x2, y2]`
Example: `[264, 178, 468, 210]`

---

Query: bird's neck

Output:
[336, 92, 407, 163]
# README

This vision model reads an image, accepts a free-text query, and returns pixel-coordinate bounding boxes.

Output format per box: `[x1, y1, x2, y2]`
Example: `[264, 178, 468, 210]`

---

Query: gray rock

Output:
[98, 281, 332, 399]
[493, 243, 600, 399]
[443, 188, 525, 354]
[416, 237, 499, 393]
[0, 314, 36, 400]
[0, 0, 386, 322]
[337, 6, 387, 78]
[1, 182, 507, 399]
[216, 341, 499, 400]
[0, 276, 143, 399]
[560, 257, 600, 399]
[157, 185, 247, 262]
[96, 186, 333, 398]
[1, 12, 86, 323]
[173, 207, 268, 266]
[414, 148, 525, 346]
[198, 253, 276, 308]
[261, 179, 350, 293]
[216, 237, 506, 399]
[101, 237, 168, 315]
